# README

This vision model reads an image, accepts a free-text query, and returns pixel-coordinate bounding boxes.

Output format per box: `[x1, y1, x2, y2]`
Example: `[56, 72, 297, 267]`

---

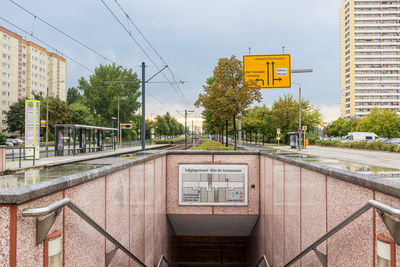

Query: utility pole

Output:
[178, 109, 194, 147]
[192, 120, 195, 150]
[46, 86, 49, 157]
[141, 62, 145, 151]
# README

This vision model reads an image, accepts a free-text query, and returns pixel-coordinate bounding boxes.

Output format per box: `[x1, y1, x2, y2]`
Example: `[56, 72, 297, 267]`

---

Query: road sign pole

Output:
[298, 86, 302, 150]
[141, 62, 145, 151]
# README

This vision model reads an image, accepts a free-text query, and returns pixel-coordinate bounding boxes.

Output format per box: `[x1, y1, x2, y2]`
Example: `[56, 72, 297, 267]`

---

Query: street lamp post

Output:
[118, 97, 127, 148]
[46, 80, 64, 157]
[292, 82, 302, 150]
[291, 69, 313, 150]
[129, 120, 133, 147]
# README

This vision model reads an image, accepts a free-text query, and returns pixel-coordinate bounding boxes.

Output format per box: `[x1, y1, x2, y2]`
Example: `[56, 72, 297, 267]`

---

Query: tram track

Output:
[161, 139, 202, 150]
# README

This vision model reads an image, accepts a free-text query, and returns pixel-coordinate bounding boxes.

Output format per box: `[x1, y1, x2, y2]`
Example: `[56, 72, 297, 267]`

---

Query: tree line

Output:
[5, 64, 183, 140]
[326, 108, 400, 138]
[195, 56, 322, 146]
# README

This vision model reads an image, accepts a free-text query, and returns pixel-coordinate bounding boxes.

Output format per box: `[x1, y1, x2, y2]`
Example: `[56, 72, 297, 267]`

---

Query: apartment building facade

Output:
[340, 0, 400, 118]
[0, 26, 66, 133]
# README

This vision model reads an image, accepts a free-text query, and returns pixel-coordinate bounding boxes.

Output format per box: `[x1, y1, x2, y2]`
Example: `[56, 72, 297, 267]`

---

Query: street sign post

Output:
[243, 54, 291, 88]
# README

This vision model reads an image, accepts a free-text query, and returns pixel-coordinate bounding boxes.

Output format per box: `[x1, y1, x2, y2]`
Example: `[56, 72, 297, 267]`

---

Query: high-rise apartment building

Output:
[0, 26, 66, 133]
[340, 0, 400, 119]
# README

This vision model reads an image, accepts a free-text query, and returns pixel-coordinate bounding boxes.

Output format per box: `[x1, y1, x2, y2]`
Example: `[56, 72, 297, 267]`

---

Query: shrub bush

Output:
[196, 140, 234, 151]
[315, 140, 399, 153]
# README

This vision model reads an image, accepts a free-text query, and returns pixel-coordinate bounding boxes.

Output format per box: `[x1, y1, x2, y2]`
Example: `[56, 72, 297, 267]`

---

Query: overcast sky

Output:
[1, 0, 342, 122]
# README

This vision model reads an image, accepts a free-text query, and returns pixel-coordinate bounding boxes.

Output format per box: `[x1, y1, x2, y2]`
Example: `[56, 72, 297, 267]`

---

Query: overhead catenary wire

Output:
[113, 0, 192, 108]
[6, 0, 173, 107]
[101, 0, 192, 108]
[7, 0, 127, 71]
[0, 16, 94, 73]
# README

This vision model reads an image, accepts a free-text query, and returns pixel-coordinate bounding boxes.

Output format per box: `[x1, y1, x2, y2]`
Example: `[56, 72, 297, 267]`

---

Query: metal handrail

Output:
[22, 198, 146, 267]
[256, 255, 271, 267]
[285, 199, 400, 266]
[156, 255, 172, 267]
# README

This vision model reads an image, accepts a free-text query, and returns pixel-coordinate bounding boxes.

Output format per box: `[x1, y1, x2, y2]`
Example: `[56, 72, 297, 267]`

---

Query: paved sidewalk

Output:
[6, 144, 169, 170]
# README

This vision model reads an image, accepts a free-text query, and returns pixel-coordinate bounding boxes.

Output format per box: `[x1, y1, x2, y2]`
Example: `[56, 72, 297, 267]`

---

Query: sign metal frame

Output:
[178, 164, 248, 206]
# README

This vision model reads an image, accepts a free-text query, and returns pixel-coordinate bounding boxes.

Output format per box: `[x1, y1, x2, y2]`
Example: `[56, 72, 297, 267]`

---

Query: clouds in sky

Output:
[1, 0, 342, 121]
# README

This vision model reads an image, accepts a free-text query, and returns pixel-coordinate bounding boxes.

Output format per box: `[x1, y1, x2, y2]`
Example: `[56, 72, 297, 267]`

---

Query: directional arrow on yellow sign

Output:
[243, 54, 291, 89]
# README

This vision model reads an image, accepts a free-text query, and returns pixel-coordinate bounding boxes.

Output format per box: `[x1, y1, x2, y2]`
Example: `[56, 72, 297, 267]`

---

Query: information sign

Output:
[179, 164, 248, 206]
[121, 124, 132, 129]
[243, 54, 291, 88]
[25, 100, 40, 159]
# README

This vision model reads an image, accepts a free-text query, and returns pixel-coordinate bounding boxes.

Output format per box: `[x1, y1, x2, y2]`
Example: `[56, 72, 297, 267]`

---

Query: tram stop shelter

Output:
[54, 124, 117, 156]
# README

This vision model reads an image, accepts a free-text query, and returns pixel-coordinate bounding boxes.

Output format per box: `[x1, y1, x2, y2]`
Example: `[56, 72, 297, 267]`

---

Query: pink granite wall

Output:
[64, 176, 105, 267]
[17, 192, 64, 266]
[11, 155, 171, 267]
[0, 206, 10, 266]
[251, 154, 400, 267]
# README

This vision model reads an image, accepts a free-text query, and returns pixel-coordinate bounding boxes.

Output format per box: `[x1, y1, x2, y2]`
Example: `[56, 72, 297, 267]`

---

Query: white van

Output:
[347, 132, 379, 142]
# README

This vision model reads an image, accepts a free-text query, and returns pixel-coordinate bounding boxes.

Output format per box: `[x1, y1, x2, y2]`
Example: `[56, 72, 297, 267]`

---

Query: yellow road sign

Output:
[121, 123, 133, 129]
[243, 54, 291, 88]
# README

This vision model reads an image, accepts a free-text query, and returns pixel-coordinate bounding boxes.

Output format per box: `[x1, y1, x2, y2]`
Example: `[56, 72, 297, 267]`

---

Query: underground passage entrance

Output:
[173, 236, 248, 266]
[168, 214, 258, 266]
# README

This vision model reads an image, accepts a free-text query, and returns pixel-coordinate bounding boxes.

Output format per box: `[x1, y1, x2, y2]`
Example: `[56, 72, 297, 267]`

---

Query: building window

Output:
[377, 234, 395, 267]
[44, 231, 62, 267]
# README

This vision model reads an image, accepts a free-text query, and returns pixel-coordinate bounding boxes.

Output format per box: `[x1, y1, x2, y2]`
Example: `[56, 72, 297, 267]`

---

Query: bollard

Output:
[19, 147, 22, 168]
[0, 146, 5, 172]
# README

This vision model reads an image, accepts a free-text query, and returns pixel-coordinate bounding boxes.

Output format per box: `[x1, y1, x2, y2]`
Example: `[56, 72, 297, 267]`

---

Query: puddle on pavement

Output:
[272, 151, 400, 179]
[0, 152, 154, 189]
[0, 162, 109, 189]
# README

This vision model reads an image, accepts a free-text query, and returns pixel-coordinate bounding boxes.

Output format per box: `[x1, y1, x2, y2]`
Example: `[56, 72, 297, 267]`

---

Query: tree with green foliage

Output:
[326, 118, 351, 137]
[153, 112, 184, 139]
[269, 95, 322, 143]
[40, 97, 73, 135]
[356, 108, 400, 138]
[78, 64, 141, 127]
[0, 132, 6, 145]
[69, 102, 96, 125]
[195, 56, 262, 149]
[6, 99, 26, 133]
[67, 87, 83, 105]
[242, 105, 274, 143]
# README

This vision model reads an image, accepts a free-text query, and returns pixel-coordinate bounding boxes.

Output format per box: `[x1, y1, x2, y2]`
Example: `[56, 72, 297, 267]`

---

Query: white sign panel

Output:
[276, 68, 288, 76]
[179, 164, 248, 206]
[25, 100, 40, 159]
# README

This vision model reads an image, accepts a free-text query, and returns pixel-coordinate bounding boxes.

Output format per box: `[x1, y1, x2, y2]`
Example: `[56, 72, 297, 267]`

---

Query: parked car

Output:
[388, 138, 400, 145]
[5, 139, 14, 146]
[12, 139, 23, 146]
[16, 137, 24, 145]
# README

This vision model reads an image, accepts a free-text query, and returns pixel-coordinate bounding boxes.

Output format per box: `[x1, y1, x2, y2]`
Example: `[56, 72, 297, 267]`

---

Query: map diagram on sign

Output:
[179, 164, 248, 206]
